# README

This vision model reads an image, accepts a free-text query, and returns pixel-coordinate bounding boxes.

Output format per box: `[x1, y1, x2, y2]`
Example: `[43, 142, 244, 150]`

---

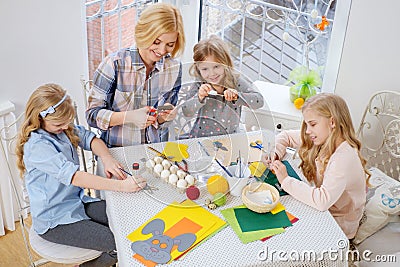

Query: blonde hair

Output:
[298, 93, 369, 184]
[16, 83, 79, 178]
[135, 3, 185, 58]
[190, 35, 238, 89]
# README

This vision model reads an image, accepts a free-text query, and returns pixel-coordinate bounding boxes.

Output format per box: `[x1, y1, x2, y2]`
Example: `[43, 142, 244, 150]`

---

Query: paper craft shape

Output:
[220, 205, 285, 244]
[234, 208, 292, 232]
[130, 218, 196, 264]
[270, 202, 285, 214]
[163, 142, 189, 162]
[249, 161, 267, 178]
[127, 200, 226, 266]
[260, 160, 301, 196]
[261, 211, 299, 241]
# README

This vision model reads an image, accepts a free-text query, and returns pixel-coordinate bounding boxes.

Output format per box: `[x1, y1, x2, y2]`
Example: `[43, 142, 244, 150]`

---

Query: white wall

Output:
[0, 0, 88, 123]
[334, 0, 400, 127]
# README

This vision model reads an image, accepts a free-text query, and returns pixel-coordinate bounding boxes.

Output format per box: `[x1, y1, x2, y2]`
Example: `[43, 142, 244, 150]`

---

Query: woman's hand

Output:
[119, 175, 147, 193]
[270, 160, 288, 184]
[101, 154, 126, 179]
[125, 107, 156, 129]
[224, 88, 238, 102]
[198, 83, 212, 102]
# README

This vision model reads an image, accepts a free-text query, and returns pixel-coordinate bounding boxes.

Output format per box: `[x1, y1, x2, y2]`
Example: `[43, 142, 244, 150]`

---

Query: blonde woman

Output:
[263, 93, 369, 239]
[86, 3, 185, 147]
[16, 84, 147, 267]
[181, 35, 264, 138]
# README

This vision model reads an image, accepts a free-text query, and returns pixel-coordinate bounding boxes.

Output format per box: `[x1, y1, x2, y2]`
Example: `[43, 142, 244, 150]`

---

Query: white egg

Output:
[169, 165, 179, 174]
[145, 159, 156, 169]
[153, 156, 163, 164]
[153, 164, 163, 175]
[176, 169, 187, 179]
[282, 32, 289, 42]
[168, 174, 178, 184]
[161, 159, 172, 169]
[311, 9, 318, 19]
[176, 179, 188, 188]
[184, 175, 195, 185]
[160, 169, 171, 180]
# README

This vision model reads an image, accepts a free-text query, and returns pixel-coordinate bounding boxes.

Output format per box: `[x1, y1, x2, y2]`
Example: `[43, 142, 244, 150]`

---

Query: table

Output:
[98, 131, 348, 267]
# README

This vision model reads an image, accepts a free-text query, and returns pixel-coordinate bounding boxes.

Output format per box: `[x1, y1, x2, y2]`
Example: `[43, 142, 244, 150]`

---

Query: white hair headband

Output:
[39, 94, 68, 118]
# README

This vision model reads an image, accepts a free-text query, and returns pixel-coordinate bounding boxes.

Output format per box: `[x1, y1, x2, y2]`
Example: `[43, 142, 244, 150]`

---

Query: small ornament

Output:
[315, 15, 329, 31]
[213, 192, 227, 207]
[294, 97, 305, 109]
[207, 203, 217, 210]
[205, 198, 212, 205]
[282, 32, 289, 42]
[310, 9, 318, 19]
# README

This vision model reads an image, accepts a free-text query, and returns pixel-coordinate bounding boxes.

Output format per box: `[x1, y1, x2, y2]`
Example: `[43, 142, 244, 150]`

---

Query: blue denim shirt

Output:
[24, 125, 98, 234]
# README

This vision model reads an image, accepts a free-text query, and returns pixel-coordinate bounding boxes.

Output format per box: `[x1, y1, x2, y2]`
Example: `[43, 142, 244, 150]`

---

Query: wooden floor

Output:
[0, 216, 72, 267]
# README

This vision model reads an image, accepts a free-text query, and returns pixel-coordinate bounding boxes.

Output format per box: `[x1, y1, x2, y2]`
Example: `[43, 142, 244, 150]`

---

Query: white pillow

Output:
[353, 168, 400, 244]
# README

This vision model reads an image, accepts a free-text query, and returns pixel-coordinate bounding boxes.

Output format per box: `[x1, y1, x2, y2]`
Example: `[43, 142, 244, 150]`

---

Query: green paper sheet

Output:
[220, 206, 285, 244]
[234, 208, 293, 232]
[259, 160, 301, 196]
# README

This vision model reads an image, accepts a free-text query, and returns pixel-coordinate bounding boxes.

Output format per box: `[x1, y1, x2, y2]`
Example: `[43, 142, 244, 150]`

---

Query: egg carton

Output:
[145, 156, 197, 193]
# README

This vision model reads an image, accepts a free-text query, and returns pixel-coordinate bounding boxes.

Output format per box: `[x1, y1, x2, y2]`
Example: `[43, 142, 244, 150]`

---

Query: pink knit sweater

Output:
[275, 130, 366, 239]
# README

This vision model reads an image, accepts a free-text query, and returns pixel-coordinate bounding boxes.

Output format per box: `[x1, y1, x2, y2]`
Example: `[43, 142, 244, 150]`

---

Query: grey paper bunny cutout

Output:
[131, 218, 196, 264]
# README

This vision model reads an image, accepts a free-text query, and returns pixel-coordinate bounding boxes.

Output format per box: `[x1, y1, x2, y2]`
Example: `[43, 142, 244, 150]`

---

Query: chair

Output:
[357, 91, 400, 180]
[0, 113, 102, 266]
[355, 91, 400, 265]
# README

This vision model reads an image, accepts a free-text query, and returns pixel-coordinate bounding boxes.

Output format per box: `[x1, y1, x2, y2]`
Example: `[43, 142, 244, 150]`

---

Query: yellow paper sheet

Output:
[270, 202, 285, 214]
[162, 142, 189, 162]
[249, 161, 267, 178]
[127, 200, 226, 264]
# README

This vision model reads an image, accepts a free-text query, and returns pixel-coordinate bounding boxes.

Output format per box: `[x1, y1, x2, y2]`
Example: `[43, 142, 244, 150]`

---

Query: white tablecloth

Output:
[99, 131, 348, 267]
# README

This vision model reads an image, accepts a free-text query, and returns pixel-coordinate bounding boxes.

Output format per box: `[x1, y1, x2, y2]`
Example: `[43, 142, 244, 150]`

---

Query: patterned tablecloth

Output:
[98, 131, 348, 267]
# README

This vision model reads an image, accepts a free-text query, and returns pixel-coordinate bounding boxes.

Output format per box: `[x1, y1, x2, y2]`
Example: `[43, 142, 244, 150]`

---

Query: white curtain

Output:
[0, 103, 22, 236]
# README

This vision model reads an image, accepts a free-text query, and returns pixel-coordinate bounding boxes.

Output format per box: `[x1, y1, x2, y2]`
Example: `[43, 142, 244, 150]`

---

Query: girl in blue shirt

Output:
[16, 83, 146, 267]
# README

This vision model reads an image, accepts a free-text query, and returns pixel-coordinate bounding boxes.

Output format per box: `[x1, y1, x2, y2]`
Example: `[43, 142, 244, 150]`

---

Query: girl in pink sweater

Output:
[264, 93, 369, 239]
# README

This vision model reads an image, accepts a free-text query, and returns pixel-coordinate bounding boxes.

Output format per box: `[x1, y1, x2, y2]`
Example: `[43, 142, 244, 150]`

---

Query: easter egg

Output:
[153, 164, 163, 175]
[145, 159, 155, 169]
[186, 185, 200, 200]
[168, 174, 178, 184]
[213, 192, 227, 207]
[206, 174, 229, 195]
[184, 175, 195, 185]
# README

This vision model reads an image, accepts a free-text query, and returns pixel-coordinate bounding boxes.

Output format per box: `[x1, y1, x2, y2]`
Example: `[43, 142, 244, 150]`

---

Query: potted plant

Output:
[287, 66, 322, 109]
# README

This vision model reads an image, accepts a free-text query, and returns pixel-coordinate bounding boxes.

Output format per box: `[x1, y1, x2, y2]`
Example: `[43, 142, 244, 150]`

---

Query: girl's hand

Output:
[261, 152, 278, 166]
[119, 175, 147, 193]
[198, 83, 212, 101]
[157, 103, 176, 123]
[101, 155, 126, 179]
[224, 88, 238, 102]
[271, 160, 288, 184]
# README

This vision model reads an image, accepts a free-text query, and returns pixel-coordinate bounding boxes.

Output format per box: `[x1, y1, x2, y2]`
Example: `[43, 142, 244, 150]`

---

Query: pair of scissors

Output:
[250, 140, 268, 153]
